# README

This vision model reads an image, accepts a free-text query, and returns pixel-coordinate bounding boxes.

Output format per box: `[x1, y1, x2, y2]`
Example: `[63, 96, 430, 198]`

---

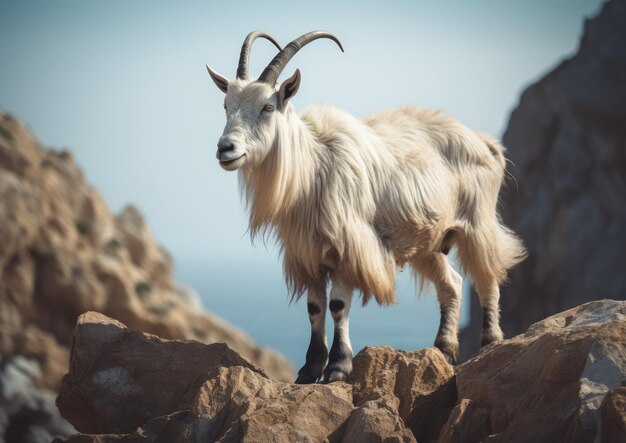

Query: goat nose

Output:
[217, 139, 235, 154]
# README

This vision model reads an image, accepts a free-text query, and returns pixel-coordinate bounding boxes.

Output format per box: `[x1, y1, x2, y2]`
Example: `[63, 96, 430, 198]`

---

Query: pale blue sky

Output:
[0, 0, 602, 262]
[0, 0, 604, 363]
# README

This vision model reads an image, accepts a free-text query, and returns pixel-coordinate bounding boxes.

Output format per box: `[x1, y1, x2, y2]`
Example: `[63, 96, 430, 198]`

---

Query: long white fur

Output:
[217, 79, 526, 309]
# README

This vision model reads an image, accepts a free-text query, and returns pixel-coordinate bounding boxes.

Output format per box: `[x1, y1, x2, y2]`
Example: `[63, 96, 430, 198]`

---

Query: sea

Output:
[175, 253, 470, 369]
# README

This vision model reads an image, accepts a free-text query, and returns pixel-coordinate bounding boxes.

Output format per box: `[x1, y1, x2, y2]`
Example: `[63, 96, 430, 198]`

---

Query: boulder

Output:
[56, 312, 267, 434]
[351, 346, 454, 413]
[448, 299, 626, 442]
[192, 366, 354, 442]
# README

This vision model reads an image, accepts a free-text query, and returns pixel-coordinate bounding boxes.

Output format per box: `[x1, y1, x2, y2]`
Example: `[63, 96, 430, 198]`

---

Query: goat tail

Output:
[491, 221, 527, 283]
[457, 218, 527, 287]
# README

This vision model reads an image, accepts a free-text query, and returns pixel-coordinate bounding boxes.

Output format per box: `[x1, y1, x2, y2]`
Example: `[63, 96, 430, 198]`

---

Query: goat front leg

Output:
[294, 282, 328, 384]
[323, 278, 354, 383]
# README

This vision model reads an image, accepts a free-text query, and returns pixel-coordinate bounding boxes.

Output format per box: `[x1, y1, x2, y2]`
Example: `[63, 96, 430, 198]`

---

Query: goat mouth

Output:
[219, 154, 245, 166]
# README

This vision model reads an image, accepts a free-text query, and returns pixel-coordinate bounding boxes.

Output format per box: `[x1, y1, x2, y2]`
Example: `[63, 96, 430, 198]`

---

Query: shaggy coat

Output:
[240, 103, 526, 305]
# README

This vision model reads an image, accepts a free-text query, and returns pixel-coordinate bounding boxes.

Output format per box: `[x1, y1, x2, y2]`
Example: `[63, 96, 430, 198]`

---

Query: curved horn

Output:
[236, 31, 282, 80]
[258, 31, 344, 85]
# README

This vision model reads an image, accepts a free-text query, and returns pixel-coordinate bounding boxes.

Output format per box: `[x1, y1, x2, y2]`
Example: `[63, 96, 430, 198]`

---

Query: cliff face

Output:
[462, 0, 626, 356]
[0, 112, 293, 443]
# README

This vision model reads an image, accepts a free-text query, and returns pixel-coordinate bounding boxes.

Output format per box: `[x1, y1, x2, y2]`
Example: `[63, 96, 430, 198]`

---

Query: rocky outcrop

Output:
[452, 299, 626, 442]
[0, 111, 293, 442]
[461, 0, 626, 356]
[56, 312, 269, 435]
[57, 300, 626, 442]
[56, 312, 455, 442]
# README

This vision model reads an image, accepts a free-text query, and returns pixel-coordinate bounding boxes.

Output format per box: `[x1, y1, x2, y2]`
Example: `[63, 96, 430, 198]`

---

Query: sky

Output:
[0, 0, 604, 364]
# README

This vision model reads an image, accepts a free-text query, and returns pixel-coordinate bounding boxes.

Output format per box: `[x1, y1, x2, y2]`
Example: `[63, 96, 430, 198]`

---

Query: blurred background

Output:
[0, 0, 605, 364]
[2, 0, 625, 440]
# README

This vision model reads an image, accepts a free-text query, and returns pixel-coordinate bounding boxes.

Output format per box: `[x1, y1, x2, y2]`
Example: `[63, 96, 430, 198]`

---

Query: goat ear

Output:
[278, 69, 301, 109]
[206, 65, 229, 93]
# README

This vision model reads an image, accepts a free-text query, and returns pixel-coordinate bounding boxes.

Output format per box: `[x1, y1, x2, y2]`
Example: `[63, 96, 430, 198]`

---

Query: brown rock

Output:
[342, 398, 417, 443]
[59, 366, 354, 443]
[436, 399, 491, 443]
[350, 346, 454, 419]
[450, 300, 626, 442]
[57, 411, 195, 443]
[602, 387, 626, 443]
[56, 320, 355, 441]
[192, 366, 353, 442]
[406, 377, 457, 443]
[57, 316, 454, 442]
[56, 312, 266, 434]
[56, 302, 626, 442]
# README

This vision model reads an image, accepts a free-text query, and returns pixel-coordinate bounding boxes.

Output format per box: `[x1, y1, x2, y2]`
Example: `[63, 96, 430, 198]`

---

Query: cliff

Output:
[0, 111, 294, 443]
[462, 0, 626, 357]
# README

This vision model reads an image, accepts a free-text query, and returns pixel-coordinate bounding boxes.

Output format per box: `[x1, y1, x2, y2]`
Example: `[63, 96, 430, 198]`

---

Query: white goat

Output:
[206, 31, 526, 383]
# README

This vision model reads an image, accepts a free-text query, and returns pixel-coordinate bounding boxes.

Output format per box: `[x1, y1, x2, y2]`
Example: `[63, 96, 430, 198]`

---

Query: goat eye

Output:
[263, 104, 274, 113]
[223, 103, 227, 111]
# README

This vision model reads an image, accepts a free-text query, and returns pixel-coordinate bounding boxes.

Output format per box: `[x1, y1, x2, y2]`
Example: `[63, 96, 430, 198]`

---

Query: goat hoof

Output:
[323, 369, 348, 383]
[442, 352, 457, 365]
[434, 340, 459, 365]
[480, 329, 504, 347]
[294, 373, 319, 384]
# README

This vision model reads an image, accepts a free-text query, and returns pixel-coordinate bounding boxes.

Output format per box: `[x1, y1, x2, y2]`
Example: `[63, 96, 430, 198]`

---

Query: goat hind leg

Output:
[413, 253, 462, 364]
[294, 283, 328, 384]
[475, 280, 504, 346]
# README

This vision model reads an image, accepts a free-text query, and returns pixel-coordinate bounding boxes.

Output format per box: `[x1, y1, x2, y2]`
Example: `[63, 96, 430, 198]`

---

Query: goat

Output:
[205, 31, 527, 383]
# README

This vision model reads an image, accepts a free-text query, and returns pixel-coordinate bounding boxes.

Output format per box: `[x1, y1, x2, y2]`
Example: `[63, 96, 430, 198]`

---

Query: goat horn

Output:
[236, 31, 282, 80]
[258, 31, 344, 86]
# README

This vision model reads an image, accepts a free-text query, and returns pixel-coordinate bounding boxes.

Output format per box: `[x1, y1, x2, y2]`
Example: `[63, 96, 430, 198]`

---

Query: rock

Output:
[56, 312, 267, 434]
[57, 313, 458, 442]
[192, 366, 353, 442]
[0, 110, 294, 442]
[55, 301, 626, 442]
[435, 399, 490, 443]
[448, 300, 626, 442]
[347, 346, 453, 443]
[602, 387, 626, 443]
[350, 346, 454, 420]
[342, 399, 417, 443]
[406, 378, 458, 442]
[461, 0, 626, 357]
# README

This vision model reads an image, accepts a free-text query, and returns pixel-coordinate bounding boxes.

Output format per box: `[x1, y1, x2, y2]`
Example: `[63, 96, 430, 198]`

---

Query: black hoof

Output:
[480, 329, 504, 348]
[294, 373, 319, 384]
[442, 351, 457, 365]
[434, 339, 459, 365]
[322, 356, 352, 383]
[323, 369, 349, 383]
